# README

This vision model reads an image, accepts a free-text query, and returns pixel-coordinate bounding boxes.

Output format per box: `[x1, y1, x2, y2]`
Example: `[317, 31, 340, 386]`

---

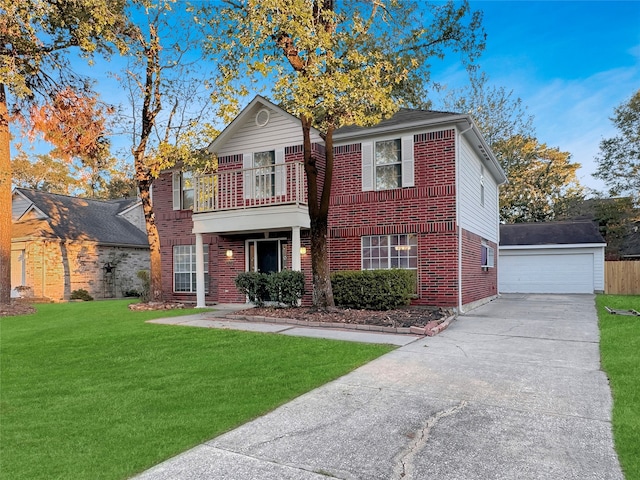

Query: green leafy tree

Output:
[11, 153, 79, 194]
[0, 0, 130, 304]
[441, 74, 584, 222]
[441, 72, 534, 146]
[594, 89, 640, 203]
[497, 135, 584, 223]
[207, 0, 485, 309]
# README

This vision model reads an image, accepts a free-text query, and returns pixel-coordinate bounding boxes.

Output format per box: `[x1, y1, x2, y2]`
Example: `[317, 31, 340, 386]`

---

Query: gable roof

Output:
[500, 221, 606, 246]
[207, 95, 323, 154]
[208, 96, 506, 184]
[12, 188, 148, 247]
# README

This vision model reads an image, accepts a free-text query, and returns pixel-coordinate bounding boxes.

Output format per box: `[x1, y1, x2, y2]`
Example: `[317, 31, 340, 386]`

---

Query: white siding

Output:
[458, 134, 499, 242]
[216, 104, 323, 157]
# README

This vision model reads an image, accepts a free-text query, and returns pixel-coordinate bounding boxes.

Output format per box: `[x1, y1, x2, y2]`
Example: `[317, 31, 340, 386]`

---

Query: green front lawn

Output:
[596, 294, 640, 480]
[0, 300, 393, 480]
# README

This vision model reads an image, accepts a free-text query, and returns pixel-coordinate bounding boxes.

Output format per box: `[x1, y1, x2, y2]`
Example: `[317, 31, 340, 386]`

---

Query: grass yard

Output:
[596, 294, 640, 480]
[0, 300, 394, 480]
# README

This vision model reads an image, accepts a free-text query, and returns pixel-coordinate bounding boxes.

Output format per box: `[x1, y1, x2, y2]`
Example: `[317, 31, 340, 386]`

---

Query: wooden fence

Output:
[605, 261, 640, 295]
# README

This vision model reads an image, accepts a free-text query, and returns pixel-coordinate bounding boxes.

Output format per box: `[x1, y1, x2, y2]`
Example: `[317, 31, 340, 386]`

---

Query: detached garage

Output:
[499, 222, 606, 294]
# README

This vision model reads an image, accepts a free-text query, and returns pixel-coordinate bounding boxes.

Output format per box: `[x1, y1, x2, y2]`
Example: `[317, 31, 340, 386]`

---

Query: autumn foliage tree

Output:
[29, 87, 114, 197]
[497, 135, 584, 223]
[208, 0, 485, 309]
[0, 0, 129, 304]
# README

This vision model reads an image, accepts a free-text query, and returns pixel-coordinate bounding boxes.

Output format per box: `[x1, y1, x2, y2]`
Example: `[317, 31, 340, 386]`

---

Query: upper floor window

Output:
[480, 166, 485, 207]
[172, 171, 194, 210]
[253, 150, 276, 198]
[375, 139, 401, 190]
[243, 149, 285, 199]
[362, 136, 414, 191]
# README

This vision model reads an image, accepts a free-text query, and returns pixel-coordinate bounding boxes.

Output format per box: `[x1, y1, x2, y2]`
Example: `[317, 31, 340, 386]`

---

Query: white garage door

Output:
[499, 251, 594, 294]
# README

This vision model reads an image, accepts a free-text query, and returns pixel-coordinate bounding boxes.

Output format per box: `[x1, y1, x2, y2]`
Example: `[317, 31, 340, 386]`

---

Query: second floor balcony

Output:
[191, 161, 310, 235]
[194, 161, 307, 213]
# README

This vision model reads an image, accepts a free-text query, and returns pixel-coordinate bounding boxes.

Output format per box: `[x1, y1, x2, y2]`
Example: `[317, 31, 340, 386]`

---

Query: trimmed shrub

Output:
[267, 270, 305, 307]
[331, 269, 415, 310]
[235, 270, 305, 307]
[70, 289, 94, 301]
[234, 271, 269, 307]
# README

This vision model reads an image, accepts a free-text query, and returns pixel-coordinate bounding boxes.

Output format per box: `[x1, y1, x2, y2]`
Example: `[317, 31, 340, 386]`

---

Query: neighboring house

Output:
[154, 95, 507, 311]
[11, 188, 150, 301]
[499, 221, 606, 294]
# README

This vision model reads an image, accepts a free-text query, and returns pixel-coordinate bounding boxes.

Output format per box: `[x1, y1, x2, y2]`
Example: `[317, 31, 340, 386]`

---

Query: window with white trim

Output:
[362, 136, 414, 191]
[362, 234, 418, 270]
[173, 245, 209, 293]
[254, 150, 275, 198]
[481, 242, 494, 268]
[242, 149, 285, 199]
[375, 139, 402, 190]
[172, 171, 194, 210]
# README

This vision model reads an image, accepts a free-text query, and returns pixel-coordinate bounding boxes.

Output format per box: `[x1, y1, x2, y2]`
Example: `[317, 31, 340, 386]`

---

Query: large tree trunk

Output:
[0, 84, 12, 305]
[302, 115, 335, 310]
[136, 173, 163, 303]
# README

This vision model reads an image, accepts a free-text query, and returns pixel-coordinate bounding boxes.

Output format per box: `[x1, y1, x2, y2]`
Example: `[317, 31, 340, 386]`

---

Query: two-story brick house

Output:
[154, 95, 506, 312]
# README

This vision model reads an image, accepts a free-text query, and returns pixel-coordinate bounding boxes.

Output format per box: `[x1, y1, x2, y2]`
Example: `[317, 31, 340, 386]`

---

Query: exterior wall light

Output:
[225, 249, 233, 259]
[300, 247, 307, 255]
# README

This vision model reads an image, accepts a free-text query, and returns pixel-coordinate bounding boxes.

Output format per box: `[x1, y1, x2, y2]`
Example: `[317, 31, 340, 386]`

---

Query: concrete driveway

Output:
[133, 294, 623, 479]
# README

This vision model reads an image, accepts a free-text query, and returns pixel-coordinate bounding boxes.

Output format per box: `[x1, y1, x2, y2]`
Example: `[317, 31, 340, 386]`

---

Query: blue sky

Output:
[14, 1, 640, 195]
[433, 0, 640, 193]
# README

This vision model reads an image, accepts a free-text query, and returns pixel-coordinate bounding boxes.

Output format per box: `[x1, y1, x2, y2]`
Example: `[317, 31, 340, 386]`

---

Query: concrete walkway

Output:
[135, 294, 623, 479]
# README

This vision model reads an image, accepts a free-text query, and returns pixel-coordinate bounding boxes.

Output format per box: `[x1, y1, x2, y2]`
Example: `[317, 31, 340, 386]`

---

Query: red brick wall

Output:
[328, 129, 460, 306]
[460, 228, 498, 306]
[155, 171, 220, 304]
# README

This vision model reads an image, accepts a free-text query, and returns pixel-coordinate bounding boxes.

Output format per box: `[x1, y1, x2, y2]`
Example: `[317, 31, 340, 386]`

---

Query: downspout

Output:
[456, 121, 474, 313]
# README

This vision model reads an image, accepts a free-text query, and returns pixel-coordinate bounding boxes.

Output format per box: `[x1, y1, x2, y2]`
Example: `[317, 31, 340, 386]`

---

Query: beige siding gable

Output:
[216, 103, 323, 157]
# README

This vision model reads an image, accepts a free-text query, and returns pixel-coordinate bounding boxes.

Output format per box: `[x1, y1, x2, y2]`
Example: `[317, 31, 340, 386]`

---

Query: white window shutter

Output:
[361, 142, 374, 191]
[243, 153, 253, 200]
[172, 171, 181, 210]
[275, 149, 286, 196]
[401, 135, 414, 187]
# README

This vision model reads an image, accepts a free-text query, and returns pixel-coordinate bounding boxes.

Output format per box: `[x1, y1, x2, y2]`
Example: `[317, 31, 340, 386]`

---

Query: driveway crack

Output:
[391, 400, 467, 479]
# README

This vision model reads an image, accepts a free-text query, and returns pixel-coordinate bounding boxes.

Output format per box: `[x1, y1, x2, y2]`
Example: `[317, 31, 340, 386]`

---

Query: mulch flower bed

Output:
[243, 305, 451, 329]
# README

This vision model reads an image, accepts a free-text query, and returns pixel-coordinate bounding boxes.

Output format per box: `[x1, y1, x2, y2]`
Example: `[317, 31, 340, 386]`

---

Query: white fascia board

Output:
[117, 201, 142, 216]
[499, 243, 607, 250]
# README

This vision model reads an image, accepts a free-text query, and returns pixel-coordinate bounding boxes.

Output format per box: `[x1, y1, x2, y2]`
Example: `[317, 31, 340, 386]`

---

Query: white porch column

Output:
[291, 226, 301, 271]
[195, 233, 206, 308]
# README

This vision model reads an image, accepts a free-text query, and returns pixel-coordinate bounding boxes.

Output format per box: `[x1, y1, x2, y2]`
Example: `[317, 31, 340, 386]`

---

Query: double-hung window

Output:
[173, 245, 209, 293]
[362, 136, 414, 191]
[362, 234, 418, 270]
[253, 150, 276, 198]
[375, 139, 402, 190]
[172, 171, 194, 210]
[242, 149, 285, 200]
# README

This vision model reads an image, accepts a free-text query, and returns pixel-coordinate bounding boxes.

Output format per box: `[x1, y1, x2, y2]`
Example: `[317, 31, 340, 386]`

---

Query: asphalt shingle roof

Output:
[335, 108, 460, 136]
[500, 221, 605, 246]
[13, 188, 148, 246]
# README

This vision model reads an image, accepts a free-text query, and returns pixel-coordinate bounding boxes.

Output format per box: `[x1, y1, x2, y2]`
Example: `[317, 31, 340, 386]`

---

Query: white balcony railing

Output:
[194, 161, 307, 213]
